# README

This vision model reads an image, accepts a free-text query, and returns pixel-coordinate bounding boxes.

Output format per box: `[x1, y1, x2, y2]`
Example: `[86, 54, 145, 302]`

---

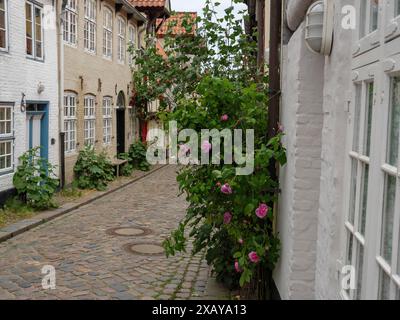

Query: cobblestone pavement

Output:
[0, 166, 210, 300]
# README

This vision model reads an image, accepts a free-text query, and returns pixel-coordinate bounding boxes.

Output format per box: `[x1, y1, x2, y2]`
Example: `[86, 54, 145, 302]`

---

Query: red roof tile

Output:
[130, 0, 166, 8]
[156, 40, 168, 59]
[156, 12, 197, 37]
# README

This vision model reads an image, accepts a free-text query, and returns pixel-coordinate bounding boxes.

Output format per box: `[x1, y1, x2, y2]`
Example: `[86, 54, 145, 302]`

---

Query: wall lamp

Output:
[305, 0, 334, 56]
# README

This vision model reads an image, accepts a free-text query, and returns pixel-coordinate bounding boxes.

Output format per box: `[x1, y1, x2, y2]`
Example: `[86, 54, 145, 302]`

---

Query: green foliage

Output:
[128, 142, 151, 172]
[73, 146, 114, 191]
[13, 147, 59, 209]
[118, 152, 135, 176]
[134, 0, 287, 294]
[129, 0, 262, 119]
[163, 77, 287, 290]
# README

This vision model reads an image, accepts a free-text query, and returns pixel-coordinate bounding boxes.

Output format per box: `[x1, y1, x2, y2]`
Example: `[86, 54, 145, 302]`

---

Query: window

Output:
[84, 0, 96, 53]
[102, 97, 112, 144]
[64, 93, 77, 153]
[103, 7, 112, 59]
[117, 17, 126, 63]
[396, 0, 400, 16]
[359, 0, 379, 39]
[26, 2, 43, 59]
[0, 105, 13, 173]
[128, 25, 137, 65]
[343, 81, 374, 300]
[63, 0, 77, 46]
[84, 95, 96, 146]
[375, 75, 400, 301]
[0, 0, 7, 50]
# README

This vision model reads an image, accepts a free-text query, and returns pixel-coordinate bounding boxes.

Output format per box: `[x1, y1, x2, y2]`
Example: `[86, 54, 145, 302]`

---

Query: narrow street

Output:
[0, 166, 210, 300]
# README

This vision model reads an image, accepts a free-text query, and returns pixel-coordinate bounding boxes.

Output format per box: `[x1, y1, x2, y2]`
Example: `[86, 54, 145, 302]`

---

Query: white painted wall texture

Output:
[0, 0, 59, 193]
[274, 23, 325, 300]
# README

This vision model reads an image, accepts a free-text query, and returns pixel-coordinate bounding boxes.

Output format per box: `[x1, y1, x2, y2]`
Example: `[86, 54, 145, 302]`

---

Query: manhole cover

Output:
[106, 227, 152, 237]
[123, 243, 165, 256]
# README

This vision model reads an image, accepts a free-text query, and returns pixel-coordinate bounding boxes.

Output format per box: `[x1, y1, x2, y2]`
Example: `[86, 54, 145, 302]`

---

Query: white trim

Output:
[0, 0, 8, 52]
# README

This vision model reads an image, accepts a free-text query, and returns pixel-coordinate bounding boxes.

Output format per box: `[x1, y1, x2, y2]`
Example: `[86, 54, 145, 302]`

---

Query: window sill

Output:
[84, 49, 96, 56]
[64, 42, 78, 49]
[26, 56, 45, 63]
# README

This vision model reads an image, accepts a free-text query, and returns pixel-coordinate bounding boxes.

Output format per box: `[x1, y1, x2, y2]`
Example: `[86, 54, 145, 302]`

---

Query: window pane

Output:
[365, 83, 374, 157]
[378, 269, 391, 300]
[345, 232, 353, 295]
[360, 0, 367, 38]
[353, 85, 362, 152]
[349, 159, 358, 224]
[370, 0, 379, 32]
[388, 77, 400, 167]
[397, 0, 400, 16]
[381, 175, 396, 263]
[359, 164, 369, 236]
[0, 0, 4, 10]
[0, 9, 5, 29]
[355, 242, 364, 300]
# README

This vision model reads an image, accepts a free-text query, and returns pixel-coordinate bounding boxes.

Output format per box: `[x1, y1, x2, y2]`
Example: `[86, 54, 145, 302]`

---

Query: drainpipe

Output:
[267, 0, 282, 144]
[257, 0, 266, 74]
[58, 0, 67, 188]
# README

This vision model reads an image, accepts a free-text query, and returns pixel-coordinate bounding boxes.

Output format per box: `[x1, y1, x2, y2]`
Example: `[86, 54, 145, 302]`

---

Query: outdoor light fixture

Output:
[20, 92, 26, 112]
[305, 0, 334, 56]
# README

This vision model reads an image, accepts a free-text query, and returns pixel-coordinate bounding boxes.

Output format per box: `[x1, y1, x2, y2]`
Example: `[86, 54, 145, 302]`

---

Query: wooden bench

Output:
[112, 158, 128, 178]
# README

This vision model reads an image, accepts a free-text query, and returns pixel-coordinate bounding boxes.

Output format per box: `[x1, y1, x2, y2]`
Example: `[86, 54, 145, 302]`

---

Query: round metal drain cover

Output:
[124, 243, 165, 256]
[106, 227, 151, 237]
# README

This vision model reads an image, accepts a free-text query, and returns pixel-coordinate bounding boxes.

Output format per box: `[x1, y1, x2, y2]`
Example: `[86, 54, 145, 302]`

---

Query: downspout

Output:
[267, 0, 282, 143]
[257, 0, 265, 73]
[58, 0, 67, 188]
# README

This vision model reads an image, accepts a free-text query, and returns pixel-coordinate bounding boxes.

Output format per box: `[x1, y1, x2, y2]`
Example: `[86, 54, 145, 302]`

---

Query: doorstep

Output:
[0, 165, 167, 244]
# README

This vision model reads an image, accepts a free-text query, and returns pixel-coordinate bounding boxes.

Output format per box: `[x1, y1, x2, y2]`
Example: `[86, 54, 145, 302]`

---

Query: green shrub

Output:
[73, 146, 114, 191]
[13, 147, 59, 210]
[118, 153, 134, 176]
[128, 141, 151, 171]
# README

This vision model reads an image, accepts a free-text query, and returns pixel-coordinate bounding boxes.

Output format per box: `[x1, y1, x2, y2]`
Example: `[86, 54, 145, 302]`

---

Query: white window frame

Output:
[384, 0, 400, 42]
[84, 0, 96, 54]
[128, 25, 137, 65]
[102, 6, 112, 60]
[0, 0, 8, 52]
[64, 92, 77, 153]
[26, 1, 43, 60]
[102, 96, 112, 145]
[0, 103, 13, 174]
[117, 16, 126, 64]
[84, 95, 96, 146]
[341, 0, 400, 300]
[63, 0, 78, 46]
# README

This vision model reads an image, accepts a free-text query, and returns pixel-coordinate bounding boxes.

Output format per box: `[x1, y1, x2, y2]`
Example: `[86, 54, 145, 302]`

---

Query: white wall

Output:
[0, 0, 59, 192]
[274, 23, 325, 299]
[314, 0, 353, 300]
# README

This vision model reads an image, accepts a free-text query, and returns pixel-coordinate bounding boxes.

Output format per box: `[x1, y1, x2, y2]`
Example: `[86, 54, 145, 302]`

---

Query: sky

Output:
[170, 0, 246, 19]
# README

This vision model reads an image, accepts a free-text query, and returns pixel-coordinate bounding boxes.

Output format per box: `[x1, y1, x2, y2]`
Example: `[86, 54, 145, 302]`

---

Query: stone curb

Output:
[0, 165, 168, 244]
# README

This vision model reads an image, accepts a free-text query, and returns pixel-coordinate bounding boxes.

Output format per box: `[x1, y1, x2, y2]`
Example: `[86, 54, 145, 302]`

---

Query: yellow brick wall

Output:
[63, 0, 142, 184]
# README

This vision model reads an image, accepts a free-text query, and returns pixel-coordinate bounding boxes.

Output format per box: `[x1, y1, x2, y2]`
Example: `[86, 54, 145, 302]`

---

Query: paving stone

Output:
[0, 166, 216, 300]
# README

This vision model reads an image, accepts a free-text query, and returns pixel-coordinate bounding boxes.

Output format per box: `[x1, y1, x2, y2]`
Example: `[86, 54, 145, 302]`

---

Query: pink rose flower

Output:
[221, 114, 229, 121]
[255, 203, 269, 219]
[248, 251, 260, 263]
[238, 238, 244, 245]
[221, 183, 232, 195]
[179, 144, 191, 155]
[201, 140, 212, 153]
[216, 182, 221, 187]
[223, 212, 232, 224]
[234, 260, 242, 273]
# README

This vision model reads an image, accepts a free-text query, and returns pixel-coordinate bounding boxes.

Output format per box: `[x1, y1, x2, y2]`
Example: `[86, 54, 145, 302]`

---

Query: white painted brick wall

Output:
[274, 23, 324, 300]
[0, 0, 59, 193]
